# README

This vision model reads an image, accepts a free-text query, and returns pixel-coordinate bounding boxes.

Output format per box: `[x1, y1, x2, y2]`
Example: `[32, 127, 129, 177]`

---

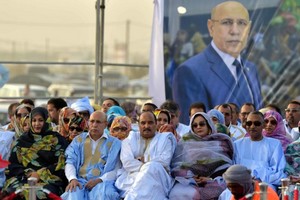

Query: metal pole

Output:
[94, 0, 105, 105]
[27, 177, 38, 200]
[281, 178, 290, 200]
[258, 182, 268, 200]
[125, 20, 130, 63]
[94, 0, 100, 104]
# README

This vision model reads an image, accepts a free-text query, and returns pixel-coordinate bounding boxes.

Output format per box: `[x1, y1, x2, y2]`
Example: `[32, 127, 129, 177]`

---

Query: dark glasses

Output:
[264, 119, 277, 126]
[113, 127, 127, 132]
[16, 113, 28, 119]
[63, 118, 70, 124]
[285, 109, 300, 113]
[192, 122, 207, 128]
[69, 126, 83, 132]
[245, 121, 262, 127]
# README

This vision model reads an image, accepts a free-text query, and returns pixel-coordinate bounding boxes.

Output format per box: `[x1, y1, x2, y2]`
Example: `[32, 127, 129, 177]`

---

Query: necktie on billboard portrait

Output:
[232, 59, 254, 103]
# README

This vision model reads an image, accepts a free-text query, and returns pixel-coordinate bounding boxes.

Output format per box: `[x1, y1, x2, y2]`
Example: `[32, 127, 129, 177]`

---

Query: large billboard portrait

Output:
[158, 0, 300, 123]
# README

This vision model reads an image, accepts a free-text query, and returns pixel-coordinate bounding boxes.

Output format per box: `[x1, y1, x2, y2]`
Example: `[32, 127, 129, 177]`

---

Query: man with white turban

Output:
[71, 96, 94, 122]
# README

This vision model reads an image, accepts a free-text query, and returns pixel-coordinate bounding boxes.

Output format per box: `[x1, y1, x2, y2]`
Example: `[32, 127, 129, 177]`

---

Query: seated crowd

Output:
[0, 96, 300, 200]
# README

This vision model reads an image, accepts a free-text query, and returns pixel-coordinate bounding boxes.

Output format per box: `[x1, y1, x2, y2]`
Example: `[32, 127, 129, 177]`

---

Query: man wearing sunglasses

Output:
[233, 111, 287, 190]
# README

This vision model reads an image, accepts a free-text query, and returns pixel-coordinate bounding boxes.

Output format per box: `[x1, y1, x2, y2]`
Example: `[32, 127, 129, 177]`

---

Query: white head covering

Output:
[70, 96, 94, 115]
[189, 112, 217, 135]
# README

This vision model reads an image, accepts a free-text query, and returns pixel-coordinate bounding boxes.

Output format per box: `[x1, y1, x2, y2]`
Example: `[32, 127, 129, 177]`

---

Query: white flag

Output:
[149, 0, 165, 107]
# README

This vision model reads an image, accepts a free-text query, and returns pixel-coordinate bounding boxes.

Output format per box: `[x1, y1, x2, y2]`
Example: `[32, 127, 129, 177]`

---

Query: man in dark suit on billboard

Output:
[172, 1, 262, 124]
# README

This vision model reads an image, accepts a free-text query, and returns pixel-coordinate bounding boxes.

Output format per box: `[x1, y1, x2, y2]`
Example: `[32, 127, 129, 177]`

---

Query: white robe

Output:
[229, 124, 246, 141]
[234, 137, 287, 187]
[116, 131, 176, 200]
[176, 123, 190, 137]
[290, 127, 300, 141]
[0, 130, 14, 187]
[218, 188, 232, 200]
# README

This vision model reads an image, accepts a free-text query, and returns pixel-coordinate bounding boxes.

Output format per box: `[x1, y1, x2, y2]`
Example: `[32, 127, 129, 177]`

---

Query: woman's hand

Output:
[159, 124, 180, 141]
[193, 176, 213, 185]
[137, 156, 144, 163]
[27, 171, 40, 182]
[85, 178, 102, 190]
[290, 175, 300, 184]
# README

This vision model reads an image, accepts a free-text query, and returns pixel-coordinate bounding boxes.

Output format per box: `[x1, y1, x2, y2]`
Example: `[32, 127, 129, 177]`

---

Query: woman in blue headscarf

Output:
[207, 109, 230, 137]
[207, 109, 225, 125]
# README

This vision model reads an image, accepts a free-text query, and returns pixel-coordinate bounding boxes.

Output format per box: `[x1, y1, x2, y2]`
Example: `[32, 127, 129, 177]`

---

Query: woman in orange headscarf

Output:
[58, 107, 78, 138]
[109, 116, 131, 141]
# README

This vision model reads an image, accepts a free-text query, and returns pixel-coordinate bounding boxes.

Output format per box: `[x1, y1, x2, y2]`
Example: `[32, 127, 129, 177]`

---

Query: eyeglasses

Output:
[16, 113, 28, 119]
[112, 127, 127, 132]
[264, 119, 277, 126]
[69, 126, 83, 132]
[192, 122, 207, 128]
[63, 118, 70, 124]
[245, 121, 262, 127]
[285, 109, 300, 113]
[211, 18, 250, 28]
[240, 112, 250, 117]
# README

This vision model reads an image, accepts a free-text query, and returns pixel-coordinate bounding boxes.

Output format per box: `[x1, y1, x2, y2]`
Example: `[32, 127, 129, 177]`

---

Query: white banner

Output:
[149, 0, 165, 107]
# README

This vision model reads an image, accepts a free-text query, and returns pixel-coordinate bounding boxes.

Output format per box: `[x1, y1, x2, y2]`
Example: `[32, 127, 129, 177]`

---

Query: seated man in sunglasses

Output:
[233, 111, 287, 190]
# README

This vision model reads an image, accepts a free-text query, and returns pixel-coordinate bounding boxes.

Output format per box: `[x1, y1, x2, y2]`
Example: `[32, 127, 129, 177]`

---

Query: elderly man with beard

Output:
[61, 111, 121, 200]
[115, 111, 176, 200]
[233, 111, 287, 190]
